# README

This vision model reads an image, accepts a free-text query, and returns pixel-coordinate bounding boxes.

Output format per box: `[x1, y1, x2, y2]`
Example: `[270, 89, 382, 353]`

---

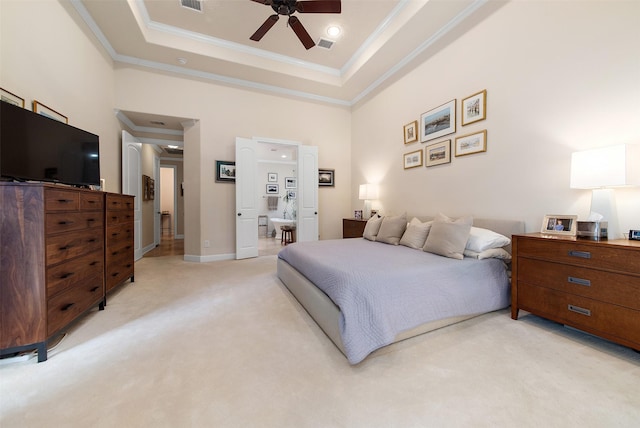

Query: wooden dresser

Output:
[511, 233, 640, 351]
[105, 193, 135, 294]
[343, 218, 368, 238]
[0, 183, 105, 361]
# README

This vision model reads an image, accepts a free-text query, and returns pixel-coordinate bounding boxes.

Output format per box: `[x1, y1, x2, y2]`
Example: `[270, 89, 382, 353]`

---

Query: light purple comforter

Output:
[278, 238, 510, 364]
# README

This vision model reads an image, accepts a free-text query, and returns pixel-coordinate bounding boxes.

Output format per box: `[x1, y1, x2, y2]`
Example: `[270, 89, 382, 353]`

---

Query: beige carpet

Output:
[1, 254, 639, 427]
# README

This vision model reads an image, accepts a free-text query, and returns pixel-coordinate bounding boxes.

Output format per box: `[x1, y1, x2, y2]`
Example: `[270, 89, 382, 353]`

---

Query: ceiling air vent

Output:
[180, 0, 203, 12]
[166, 148, 184, 155]
[317, 38, 335, 50]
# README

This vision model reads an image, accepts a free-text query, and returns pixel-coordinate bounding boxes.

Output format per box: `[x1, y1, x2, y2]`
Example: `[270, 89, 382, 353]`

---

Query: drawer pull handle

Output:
[90, 286, 100, 292]
[126, 263, 132, 268]
[568, 304, 591, 316]
[61, 303, 74, 311]
[568, 276, 591, 286]
[59, 272, 75, 279]
[87, 218, 96, 222]
[112, 272, 120, 277]
[59, 245, 73, 250]
[112, 232, 120, 237]
[58, 220, 74, 225]
[89, 261, 98, 266]
[112, 251, 119, 256]
[568, 250, 591, 259]
[58, 199, 73, 203]
[87, 238, 97, 243]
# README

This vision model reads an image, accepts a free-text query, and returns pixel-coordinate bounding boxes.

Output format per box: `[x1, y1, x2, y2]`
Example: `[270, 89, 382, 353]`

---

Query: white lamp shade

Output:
[359, 183, 379, 200]
[570, 144, 640, 189]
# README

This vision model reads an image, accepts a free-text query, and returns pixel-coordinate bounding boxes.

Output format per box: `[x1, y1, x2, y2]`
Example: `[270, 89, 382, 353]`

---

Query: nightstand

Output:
[511, 233, 640, 351]
[343, 218, 368, 238]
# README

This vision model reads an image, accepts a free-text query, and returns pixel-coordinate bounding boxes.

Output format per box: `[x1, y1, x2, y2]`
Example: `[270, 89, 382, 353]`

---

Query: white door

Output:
[235, 137, 259, 259]
[297, 145, 318, 242]
[122, 131, 143, 260]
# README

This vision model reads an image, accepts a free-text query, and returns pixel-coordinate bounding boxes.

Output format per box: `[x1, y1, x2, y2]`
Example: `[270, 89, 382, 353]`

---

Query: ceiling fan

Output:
[249, 0, 341, 50]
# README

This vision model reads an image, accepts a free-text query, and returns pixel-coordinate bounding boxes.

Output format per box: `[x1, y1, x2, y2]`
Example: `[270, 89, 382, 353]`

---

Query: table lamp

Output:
[359, 183, 379, 219]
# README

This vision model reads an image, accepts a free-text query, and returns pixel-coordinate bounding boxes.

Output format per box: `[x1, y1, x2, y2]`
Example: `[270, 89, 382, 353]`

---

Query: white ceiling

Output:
[73, 0, 494, 141]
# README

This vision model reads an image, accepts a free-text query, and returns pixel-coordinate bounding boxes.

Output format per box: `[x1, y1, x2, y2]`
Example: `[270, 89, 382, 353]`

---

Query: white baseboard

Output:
[183, 253, 235, 263]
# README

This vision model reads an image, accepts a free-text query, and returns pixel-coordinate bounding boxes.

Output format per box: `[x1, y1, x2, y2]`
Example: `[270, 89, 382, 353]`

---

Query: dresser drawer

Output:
[518, 284, 640, 346]
[47, 251, 104, 298]
[46, 228, 104, 266]
[516, 238, 640, 275]
[45, 189, 80, 211]
[80, 192, 103, 211]
[106, 260, 134, 291]
[518, 258, 640, 311]
[46, 212, 104, 235]
[106, 223, 134, 245]
[47, 278, 104, 336]
[106, 211, 134, 226]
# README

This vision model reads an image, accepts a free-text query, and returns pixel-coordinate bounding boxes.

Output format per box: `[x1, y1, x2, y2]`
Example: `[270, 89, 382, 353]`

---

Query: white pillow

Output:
[466, 227, 511, 252]
[362, 215, 383, 241]
[376, 214, 407, 245]
[464, 248, 512, 260]
[399, 218, 432, 249]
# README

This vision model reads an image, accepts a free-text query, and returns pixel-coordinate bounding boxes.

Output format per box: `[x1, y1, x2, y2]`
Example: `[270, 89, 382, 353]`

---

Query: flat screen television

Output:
[1, 101, 100, 187]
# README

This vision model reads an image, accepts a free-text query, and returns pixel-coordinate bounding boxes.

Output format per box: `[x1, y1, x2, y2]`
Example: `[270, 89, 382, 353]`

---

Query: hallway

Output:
[143, 236, 284, 258]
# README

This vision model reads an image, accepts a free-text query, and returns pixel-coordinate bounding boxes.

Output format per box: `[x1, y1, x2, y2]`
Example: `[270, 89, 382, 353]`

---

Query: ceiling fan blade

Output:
[250, 0, 272, 5]
[296, 0, 341, 14]
[289, 16, 315, 50]
[250, 14, 279, 42]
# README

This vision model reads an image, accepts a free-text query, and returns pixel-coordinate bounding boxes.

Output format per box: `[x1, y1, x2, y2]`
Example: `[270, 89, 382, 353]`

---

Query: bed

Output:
[277, 215, 525, 364]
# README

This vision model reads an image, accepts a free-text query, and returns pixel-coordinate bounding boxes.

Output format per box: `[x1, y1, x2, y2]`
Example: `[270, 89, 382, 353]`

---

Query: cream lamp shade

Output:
[359, 184, 379, 219]
[570, 144, 640, 239]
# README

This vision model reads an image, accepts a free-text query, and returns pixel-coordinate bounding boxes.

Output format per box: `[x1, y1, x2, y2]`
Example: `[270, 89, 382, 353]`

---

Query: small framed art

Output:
[268, 173, 277, 182]
[541, 215, 578, 236]
[403, 120, 418, 144]
[455, 130, 487, 157]
[1, 88, 25, 108]
[420, 100, 456, 143]
[285, 177, 297, 189]
[216, 160, 236, 182]
[33, 100, 68, 123]
[266, 184, 279, 194]
[287, 190, 297, 199]
[318, 169, 335, 187]
[403, 149, 423, 169]
[354, 210, 363, 220]
[461, 90, 486, 126]
[425, 140, 451, 167]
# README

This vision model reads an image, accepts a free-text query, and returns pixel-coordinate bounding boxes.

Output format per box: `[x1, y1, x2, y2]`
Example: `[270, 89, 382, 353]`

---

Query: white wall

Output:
[351, 1, 640, 237]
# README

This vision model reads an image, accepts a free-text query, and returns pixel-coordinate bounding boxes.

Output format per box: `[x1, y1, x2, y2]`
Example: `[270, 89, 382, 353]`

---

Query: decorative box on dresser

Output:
[343, 218, 368, 238]
[511, 233, 640, 351]
[104, 193, 135, 294]
[0, 183, 105, 362]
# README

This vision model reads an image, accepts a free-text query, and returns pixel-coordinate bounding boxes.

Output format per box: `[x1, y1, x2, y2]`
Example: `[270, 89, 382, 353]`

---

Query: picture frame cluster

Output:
[403, 89, 487, 170]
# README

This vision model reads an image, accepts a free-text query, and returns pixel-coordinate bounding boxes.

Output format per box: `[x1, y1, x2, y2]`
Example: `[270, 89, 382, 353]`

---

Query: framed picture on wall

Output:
[33, 100, 68, 124]
[318, 169, 335, 187]
[216, 160, 236, 182]
[285, 177, 297, 189]
[403, 149, 423, 169]
[420, 99, 456, 143]
[461, 89, 487, 126]
[268, 173, 277, 182]
[266, 184, 279, 194]
[425, 140, 451, 167]
[455, 130, 487, 157]
[1, 87, 25, 108]
[403, 120, 418, 144]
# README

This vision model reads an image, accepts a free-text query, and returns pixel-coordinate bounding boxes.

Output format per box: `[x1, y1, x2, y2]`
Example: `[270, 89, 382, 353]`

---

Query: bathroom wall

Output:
[257, 162, 297, 237]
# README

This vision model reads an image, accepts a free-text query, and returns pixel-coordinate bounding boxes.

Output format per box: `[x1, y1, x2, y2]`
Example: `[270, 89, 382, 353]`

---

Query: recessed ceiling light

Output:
[281, 154, 287, 158]
[177, 57, 187, 65]
[327, 26, 341, 37]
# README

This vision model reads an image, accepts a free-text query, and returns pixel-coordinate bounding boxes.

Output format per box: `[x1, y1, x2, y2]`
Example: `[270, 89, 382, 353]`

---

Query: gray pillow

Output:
[362, 215, 383, 241]
[399, 218, 432, 249]
[422, 214, 472, 259]
[376, 214, 407, 245]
